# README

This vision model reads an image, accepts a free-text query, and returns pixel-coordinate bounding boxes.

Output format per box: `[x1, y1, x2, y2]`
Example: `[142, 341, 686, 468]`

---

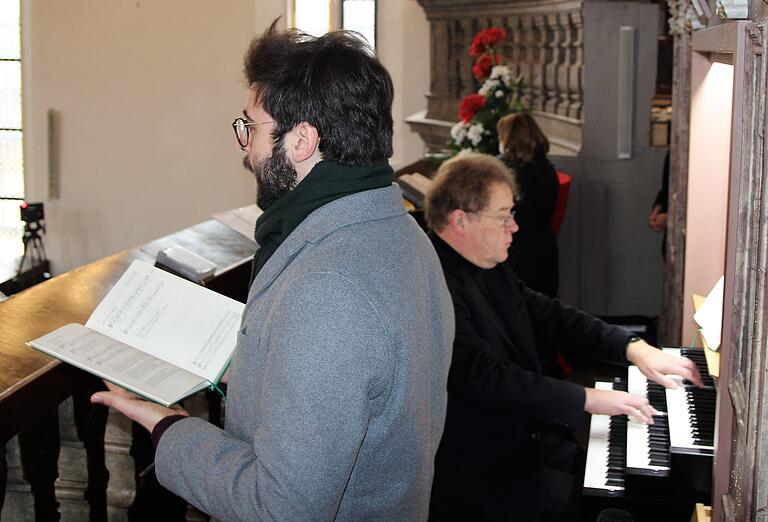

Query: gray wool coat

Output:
[155, 184, 454, 521]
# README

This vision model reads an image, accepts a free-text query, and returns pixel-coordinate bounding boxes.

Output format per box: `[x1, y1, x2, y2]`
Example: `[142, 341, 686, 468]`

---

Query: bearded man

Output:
[92, 22, 454, 521]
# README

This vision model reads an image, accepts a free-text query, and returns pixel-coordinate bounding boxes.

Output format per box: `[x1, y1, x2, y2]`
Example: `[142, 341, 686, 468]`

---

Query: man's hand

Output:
[626, 339, 704, 389]
[584, 388, 658, 424]
[649, 204, 668, 232]
[91, 381, 189, 433]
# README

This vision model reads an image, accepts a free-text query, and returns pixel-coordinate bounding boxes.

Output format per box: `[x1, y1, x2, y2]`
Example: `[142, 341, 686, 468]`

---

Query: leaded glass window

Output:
[0, 0, 24, 280]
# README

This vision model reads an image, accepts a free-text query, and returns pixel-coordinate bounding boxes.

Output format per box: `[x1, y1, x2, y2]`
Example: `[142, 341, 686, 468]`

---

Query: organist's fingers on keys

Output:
[584, 387, 660, 425]
[583, 348, 716, 521]
[625, 338, 705, 389]
[583, 338, 704, 426]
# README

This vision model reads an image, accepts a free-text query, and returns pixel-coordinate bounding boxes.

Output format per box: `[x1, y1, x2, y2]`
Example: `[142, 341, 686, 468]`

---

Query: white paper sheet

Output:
[693, 275, 724, 351]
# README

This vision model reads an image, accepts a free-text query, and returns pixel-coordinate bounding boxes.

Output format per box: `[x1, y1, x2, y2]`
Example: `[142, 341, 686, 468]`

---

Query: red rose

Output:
[472, 53, 500, 80]
[469, 37, 485, 57]
[469, 27, 507, 56]
[459, 93, 485, 123]
[481, 28, 507, 46]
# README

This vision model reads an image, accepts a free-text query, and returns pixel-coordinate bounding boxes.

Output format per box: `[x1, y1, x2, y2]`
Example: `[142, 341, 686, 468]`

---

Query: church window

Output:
[0, 0, 24, 281]
[291, 0, 376, 50]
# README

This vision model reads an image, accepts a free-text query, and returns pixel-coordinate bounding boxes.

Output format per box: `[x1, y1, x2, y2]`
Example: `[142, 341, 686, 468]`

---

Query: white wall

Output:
[376, 1, 430, 170]
[22, 0, 285, 274]
[682, 56, 733, 345]
[20, 0, 428, 273]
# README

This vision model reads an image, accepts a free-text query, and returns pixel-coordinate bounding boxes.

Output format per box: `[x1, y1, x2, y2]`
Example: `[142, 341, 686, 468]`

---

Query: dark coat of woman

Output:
[501, 153, 560, 297]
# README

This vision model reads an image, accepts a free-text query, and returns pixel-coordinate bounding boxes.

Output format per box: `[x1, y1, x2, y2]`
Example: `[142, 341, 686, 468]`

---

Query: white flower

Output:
[666, 0, 695, 35]
[495, 90, 504, 98]
[458, 148, 474, 157]
[450, 121, 468, 143]
[467, 123, 485, 146]
[489, 65, 511, 85]
[478, 78, 501, 96]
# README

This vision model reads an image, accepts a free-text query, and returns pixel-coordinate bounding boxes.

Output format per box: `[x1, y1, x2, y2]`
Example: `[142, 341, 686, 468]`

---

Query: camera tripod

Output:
[17, 220, 48, 275]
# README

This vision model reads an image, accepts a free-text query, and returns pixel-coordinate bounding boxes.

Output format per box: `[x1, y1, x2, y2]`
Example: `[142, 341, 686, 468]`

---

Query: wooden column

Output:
[715, 21, 767, 522]
[659, 29, 691, 345]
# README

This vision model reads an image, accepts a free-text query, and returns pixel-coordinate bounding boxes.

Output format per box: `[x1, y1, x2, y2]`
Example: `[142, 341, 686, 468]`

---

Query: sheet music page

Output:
[85, 260, 244, 382]
[28, 323, 207, 406]
[693, 275, 724, 351]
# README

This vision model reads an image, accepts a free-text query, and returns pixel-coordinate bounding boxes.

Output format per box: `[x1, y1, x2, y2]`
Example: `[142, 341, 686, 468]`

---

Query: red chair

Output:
[552, 172, 571, 235]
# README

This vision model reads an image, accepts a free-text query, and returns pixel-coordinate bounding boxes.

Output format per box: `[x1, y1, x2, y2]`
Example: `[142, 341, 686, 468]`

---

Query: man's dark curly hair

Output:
[244, 20, 394, 166]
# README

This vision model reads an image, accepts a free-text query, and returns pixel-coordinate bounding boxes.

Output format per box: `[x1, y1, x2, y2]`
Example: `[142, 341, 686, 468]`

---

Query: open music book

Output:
[27, 260, 244, 407]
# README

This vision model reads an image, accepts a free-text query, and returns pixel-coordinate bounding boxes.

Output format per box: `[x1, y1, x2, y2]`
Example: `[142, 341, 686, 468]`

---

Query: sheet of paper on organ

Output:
[693, 275, 724, 351]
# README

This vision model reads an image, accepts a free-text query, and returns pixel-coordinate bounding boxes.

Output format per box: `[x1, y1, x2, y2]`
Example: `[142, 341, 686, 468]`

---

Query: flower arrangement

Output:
[448, 27, 528, 156]
[666, 0, 696, 35]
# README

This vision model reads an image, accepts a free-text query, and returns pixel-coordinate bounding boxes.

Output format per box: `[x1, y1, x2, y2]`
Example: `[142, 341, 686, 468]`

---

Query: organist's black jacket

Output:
[428, 233, 633, 521]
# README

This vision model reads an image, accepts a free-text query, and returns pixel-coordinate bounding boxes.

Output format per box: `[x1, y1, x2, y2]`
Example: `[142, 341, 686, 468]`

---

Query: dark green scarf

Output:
[250, 159, 394, 282]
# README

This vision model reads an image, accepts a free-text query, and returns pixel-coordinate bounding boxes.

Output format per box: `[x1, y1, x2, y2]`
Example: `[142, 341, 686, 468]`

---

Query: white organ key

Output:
[584, 381, 624, 493]
[626, 366, 670, 473]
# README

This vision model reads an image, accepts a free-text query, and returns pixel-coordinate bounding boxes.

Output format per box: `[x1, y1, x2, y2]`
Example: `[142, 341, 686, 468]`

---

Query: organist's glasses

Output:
[470, 210, 517, 228]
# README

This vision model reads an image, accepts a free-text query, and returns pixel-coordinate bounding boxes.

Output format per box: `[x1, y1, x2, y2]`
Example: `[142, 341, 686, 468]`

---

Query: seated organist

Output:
[424, 153, 704, 521]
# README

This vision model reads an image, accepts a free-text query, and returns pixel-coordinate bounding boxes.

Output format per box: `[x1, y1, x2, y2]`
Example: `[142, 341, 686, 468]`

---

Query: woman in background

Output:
[497, 112, 560, 297]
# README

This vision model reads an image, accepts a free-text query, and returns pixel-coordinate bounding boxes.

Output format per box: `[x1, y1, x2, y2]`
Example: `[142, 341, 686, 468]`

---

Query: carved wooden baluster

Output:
[556, 12, 573, 116]
[530, 15, 547, 111]
[519, 16, 535, 109]
[503, 16, 520, 82]
[493, 15, 510, 71]
[466, 18, 482, 92]
[2, 436, 34, 519]
[57, 397, 99, 519]
[425, 20, 449, 121]
[569, 10, 585, 120]
[544, 13, 561, 114]
[445, 19, 468, 121]
[456, 18, 479, 97]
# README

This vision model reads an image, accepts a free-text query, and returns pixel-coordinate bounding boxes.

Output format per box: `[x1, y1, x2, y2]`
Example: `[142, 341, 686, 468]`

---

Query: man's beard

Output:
[243, 139, 298, 210]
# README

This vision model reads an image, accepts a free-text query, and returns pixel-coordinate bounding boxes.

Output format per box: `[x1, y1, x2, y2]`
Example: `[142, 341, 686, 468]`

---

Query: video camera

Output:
[20, 201, 44, 225]
[0, 201, 50, 296]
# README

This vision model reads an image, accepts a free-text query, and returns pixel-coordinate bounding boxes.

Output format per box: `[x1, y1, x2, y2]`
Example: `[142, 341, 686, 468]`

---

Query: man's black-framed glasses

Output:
[232, 117, 275, 149]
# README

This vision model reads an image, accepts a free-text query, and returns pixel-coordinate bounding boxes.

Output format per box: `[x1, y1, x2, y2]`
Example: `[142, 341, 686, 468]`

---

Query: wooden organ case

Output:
[583, 19, 768, 522]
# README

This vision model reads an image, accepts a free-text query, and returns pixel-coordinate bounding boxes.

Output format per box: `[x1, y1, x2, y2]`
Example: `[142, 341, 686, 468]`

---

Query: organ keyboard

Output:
[584, 380, 627, 495]
[662, 347, 716, 456]
[626, 366, 670, 475]
[582, 346, 717, 520]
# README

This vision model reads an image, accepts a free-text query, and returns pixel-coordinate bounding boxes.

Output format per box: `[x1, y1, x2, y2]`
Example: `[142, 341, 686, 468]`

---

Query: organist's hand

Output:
[626, 339, 704, 389]
[91, 381, 189, 433]
[584, 387, 658, 424]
